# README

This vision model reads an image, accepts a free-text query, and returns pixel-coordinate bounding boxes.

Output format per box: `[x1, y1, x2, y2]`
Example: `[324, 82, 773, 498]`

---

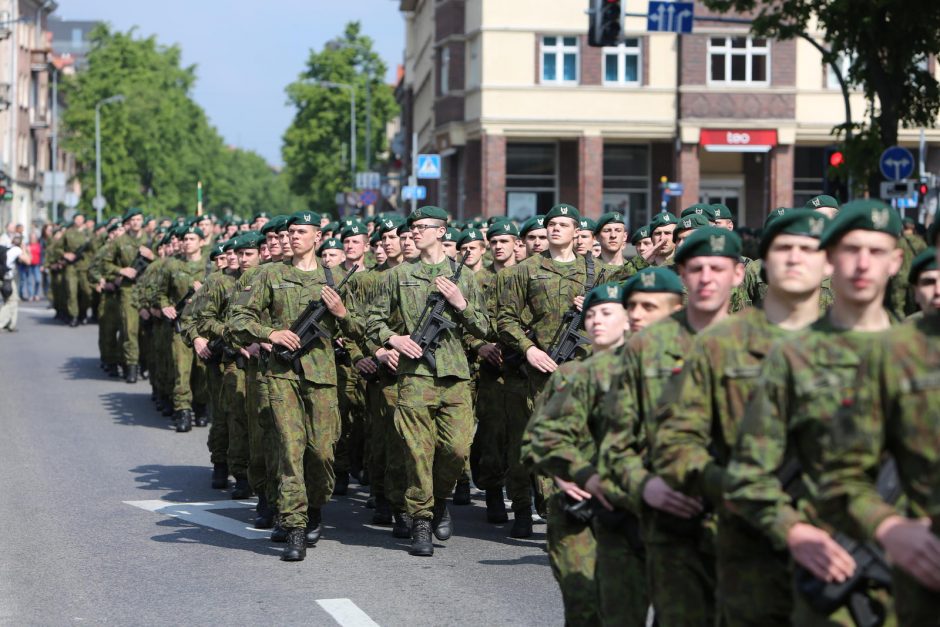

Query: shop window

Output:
[506, 143, 557, 219]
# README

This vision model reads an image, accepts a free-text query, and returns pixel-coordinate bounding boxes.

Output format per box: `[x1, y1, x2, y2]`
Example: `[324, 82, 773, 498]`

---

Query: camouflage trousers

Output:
[222, 362, 249, 478]
[593, 517, 648, 626]
[97, 290, 121, 365]
[51, 270, 66, 317]
[268, 376, 340, 529]
[394, 375, 474, 520]
[204, 363, 228, 465]
[152, 321, 174, 398]
[892, 568, 934, 627]
[546, 491, 600, 627]
[367, 371, 406, 510]
[525, 370, 558, 516]
[335, 363, 367, 479]
[247, 361, 279, 507]
[171, 331, 207, 411]
[472, 369, 506, 491]
[117, 287, 139, 365]
[64, 264, 91, 319]
[254, 366, 281, 511]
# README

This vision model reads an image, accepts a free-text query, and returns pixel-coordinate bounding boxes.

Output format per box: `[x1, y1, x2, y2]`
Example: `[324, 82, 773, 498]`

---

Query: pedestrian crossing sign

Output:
[417, 154, 442, 179]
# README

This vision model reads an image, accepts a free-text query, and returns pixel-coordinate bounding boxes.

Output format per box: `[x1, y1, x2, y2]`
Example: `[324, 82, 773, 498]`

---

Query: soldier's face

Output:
[74, 215, 86, 228]
[490, 234, 516, 263]
[320, 249, 345, 268]
[259, 243, 271, 261]
[127, 215, 143, 234]
[626, 292, 683, 333]
[181, 234, 202, 255]
[343, 234, 368, 262]
[674, 229, 694, 248]
[827, 230, 903, 307]
[913, 269, 940, 312]
[215, 256, 227, 270]
[411, 220, 446, 251]
[548, 218, 577, 248]
[372, 243, 387, 264]
[460, 241, 486, 267]
[226, 250, 239, 269]
[652, 225, 676, 255]
[679, 256, 744, 314]
[237, 248, 261, 270]
[381, 231, 402, 259]
[289, 224, 319, 256]
[442, 241, 458, 258]
[585, 303, 629, 350]
[575, 230, 594, 255]
[763, 234, 830, 297]
[599, 224, 626, 253]
[253, 217, 269, 231]
[399, 231, 419, 259]
[525, 229, 548, 255]
[635, 238, 654, 257]
[715, 218, 734, 231]
[198, 219, 212, 233]
[266, 233, 281, 258]
[278, 231, 293, 256]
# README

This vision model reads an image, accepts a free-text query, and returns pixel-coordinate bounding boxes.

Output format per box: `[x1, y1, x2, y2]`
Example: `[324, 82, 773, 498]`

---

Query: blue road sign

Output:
[648, 2, 694, 33]
[416, 154, 442, 179]
[402, 185, 427, 200]
[359, 189, 378, 206]
[879, 146, 915, 181]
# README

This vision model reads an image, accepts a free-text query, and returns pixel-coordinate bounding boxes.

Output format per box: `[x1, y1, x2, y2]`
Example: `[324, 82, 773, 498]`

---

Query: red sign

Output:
[700, 129, 777, 147]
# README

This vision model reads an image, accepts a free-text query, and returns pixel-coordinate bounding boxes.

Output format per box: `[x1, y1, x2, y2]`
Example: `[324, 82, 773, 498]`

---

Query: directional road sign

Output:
[416, 154, 442, 179]
[648, 1, 694, 33]
[402, 185, 427, 200]
[659, 181, 684, 197]
[356, 171, 381, 190]
[359, 189, 378, 206]
[879, 146, 915, 181]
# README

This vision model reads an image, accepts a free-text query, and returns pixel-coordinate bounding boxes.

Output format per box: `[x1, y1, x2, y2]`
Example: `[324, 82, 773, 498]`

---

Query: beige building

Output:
[397, 0, 940, 228]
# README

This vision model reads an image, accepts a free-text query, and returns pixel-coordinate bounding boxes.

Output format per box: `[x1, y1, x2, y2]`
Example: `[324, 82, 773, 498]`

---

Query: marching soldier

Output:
[61, 213, 93, 326]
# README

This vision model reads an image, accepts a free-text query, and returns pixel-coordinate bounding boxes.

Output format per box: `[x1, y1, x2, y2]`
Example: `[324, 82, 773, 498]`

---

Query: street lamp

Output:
[94, 94, 125, 223]
[313, 81, 356, 184]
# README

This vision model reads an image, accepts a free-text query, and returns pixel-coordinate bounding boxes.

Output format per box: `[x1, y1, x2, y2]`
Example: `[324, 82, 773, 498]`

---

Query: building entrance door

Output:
[699, 178, 744, 224]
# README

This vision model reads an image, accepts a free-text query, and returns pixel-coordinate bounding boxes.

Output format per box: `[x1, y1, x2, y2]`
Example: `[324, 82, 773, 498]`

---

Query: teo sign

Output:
[700, 129, 777, 153]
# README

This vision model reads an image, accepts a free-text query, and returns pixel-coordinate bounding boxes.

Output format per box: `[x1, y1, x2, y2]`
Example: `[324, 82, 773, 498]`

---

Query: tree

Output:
[204, 147, 297, 218]
[282, 21, 399, 216]
[704, 0, 940, 194]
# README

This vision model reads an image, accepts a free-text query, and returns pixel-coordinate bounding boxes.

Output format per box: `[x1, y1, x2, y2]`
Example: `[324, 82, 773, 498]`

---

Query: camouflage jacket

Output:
[155, 257, 206, 309]
[192, 269, 239, 343]
[817, 314, 940, 543]
[723, 312, 896, 550]
[62, 226, 92, 268]
[366, 256, 489, 380]
[101, 232, 147, 286]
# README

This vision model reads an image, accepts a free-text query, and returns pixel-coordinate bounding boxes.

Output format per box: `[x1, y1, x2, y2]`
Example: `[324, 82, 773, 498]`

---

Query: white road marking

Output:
[316, 598, 381, 627]
[124, 499, 269, 539]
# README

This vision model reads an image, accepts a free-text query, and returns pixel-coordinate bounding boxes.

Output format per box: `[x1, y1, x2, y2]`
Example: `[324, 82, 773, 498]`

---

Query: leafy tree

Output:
[282, 21, 398, 216]
[204, 147, 296, 218]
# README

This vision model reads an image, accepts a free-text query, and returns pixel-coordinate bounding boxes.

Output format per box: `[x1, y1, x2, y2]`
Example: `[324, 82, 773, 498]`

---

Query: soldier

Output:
[60, 213, 93, 326]
[712, 203, 735, 231]
[520, 215, 548, 256]
[597, 227, 746, 627]
[654, 210, 832, 626]
[366, 205, 489, 557]
[648, 212, 678, 267]
[673, 214, 711, 249]
[805, 193, 841, 220]
[576, 217, 596, 256]
[318, 238, 345, 268]
[229, 212, 360, 562]
[624, 224, 654, 275]
[815, 228, 940, 627]
[442, 226, 460, 259]
[89, 222, 125, 374]
[680, 203, 717, 224]
[907, 246, 939, 315]
[593, 212, 630, 282]
[101, 208, 154, 383]
[723, 200, 904, 624]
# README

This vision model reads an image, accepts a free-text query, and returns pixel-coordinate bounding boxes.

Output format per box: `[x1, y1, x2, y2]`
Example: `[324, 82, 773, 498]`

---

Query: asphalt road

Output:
[0, 302, 563, 626]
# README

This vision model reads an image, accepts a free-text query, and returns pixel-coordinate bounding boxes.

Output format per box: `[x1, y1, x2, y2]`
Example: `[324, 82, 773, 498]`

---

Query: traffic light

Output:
[823, 146, 848, 201]
[588, 0, 622, 47]
[918, 181, 929, 197]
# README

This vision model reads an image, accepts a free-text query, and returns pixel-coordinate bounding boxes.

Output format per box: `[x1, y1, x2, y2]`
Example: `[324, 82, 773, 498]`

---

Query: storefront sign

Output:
[700, 129, 777, 153]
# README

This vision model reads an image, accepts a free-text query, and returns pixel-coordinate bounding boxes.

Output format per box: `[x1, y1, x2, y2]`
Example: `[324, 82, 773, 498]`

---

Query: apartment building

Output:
[397, 0, 940, 228]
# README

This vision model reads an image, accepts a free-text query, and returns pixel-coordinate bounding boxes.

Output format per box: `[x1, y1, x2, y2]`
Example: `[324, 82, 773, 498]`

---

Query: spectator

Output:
[0, 222, 14, 247]
[18, 232, 42, 301]
[0, 233, 31, 331]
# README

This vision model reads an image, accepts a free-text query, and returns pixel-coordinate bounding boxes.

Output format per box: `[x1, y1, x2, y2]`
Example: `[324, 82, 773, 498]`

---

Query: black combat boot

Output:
[139, 366, 148, 380]
[305, 508, 322, 545]
[486, 488, 509, 524]
[392, 511, 413, 539]
[365, 496, 376, 509]
[431, 502, 452, 541]
[174, 409, 193, 433]
[254, 496, 275, 529]
[270, 517, 289, 543]
[162, 398, 174, 417]
[211, 463, 229, 489]
[69, 316, 79, 327]
[106, 363, 120, 378]
[452, 478, 471, 505]
[231, 475, 251, 499]
[193, 403, 209, 427]
[372, 495, 393, 525]
[409, 519, 434, 557]
[510, 508, 533, 539]
[281, 528, 306, 562]
[332, 472, 349, 496]
[125, 364, 138, 384]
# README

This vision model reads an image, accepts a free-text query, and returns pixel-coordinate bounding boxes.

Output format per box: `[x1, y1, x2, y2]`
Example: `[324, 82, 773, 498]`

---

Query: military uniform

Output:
[101, 225, 149, 376]
[61, 223, 92, 323]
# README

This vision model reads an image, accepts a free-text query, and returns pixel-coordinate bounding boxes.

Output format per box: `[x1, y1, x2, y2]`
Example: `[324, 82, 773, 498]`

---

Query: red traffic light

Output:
[919, 183, 929, 195]
[0, 185, 7, 197]
[829, 151, 845, 168]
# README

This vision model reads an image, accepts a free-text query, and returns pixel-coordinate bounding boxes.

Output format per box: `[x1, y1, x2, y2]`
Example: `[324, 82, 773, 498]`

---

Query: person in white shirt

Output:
[1, 234, 30, 331]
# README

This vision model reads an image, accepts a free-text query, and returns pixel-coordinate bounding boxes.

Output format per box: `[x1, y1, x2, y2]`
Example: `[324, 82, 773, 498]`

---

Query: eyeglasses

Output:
[409, 223, 441, 232]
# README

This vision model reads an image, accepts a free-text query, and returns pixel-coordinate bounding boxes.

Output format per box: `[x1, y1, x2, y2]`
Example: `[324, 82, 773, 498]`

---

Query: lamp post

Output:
[94, 94, 125, 223]
[314, 81, 356, 185]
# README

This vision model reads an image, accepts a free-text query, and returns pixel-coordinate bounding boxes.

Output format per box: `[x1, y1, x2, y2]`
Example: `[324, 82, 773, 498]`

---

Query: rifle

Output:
[66, 240, 92, 264]
[409, 252, 469, 372]
[787, 458, 900, 627]
[273, 264, 358, 374]
[115, 253, 152, 286]
[172, 287, 196, 333]
[544, 263, 601, 366]
[204, 336, 244, 367]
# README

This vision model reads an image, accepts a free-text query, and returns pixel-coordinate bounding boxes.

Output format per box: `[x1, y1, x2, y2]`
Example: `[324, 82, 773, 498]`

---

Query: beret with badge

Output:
[594, 211, 626, 234]
[650, 212, 678, 231]
[544, 203, 581, 223]
[758, 209, 830, 259]
[582, 282, 626, 324]
[622, 267, 684, 297]
[519, 215, 547, 237]
[674, 226, 743, 264]
[407, 205, 450, 225]
[817, 199, 901, 249]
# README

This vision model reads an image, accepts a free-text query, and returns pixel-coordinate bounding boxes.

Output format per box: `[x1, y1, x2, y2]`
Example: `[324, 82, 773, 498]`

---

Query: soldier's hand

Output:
[583, 473, 613, 511]
[788, 522, 857, 583]
[573, 295, 584, 312]
[641, 238, 665, 262]
[377, 347, 399, 371]
[139, 308, 151, 321]
[245, 343, 261, 358]
[269, 329, 301, 351]
[161, 306, 178, 320]
[876, 516, 940, 591]
[193, 337, 212, 360]
[119, 267, 137, 280]
[355, 358, 378, 374]
[388, 335, 423, 360]
[150, 307, 162, 318]
[63, 252, 76, 262]
[260, 342, 273, 352]
[435, 276, 467, 311]
[478, 343, 502, 367]
[555, 477, 591, 502]
[192, 280, 203, 292]
[642, 476, 703, 518]
[526, 346, 558, 373]
[139, 246, 155, 261]
[321, 286, 347, 318]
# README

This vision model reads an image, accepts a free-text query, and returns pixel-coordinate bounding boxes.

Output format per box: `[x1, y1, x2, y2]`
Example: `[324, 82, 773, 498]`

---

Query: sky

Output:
[55, 0, 406, 166]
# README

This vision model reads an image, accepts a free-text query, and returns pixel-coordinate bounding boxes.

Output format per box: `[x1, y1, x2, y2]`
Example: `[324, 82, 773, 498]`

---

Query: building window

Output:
[71, 28, 82, 46]
[826, 53, 855, 89]
[440, 47, 450, 96]
[708, 36, 770, 85]
[793, 146, 826, 206]
[603, 39, 641, 85]
[467, 37, 480, 88]
[506, 142, 557, 219]
[541, 36, 579, 84]
[603, 144, 649, 231]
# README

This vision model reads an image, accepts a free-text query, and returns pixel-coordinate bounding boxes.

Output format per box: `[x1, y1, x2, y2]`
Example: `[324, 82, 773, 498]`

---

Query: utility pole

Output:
[50, 64, 58, 223]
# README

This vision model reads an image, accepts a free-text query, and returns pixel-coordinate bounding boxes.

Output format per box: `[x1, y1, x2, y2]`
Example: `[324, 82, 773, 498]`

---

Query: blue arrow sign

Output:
[648, 1, 694, 33]
[416, 154, 441, 179]
[879, 146, 915, 181]
[402, 185, 427, 200]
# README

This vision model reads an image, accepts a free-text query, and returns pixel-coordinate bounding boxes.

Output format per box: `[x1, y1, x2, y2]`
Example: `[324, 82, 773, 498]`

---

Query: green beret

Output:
[182, 225, 205, 239]
[902, 217, 917, 227]
[443, 227, 461, 242]
[252, 211, 271, 222]
[121, 207, 143, 223]
[650, 212, 677, 230]
[407, 205, 449, 225]
[764, 207, 790, 227]
[519, 215, 547, 237]
[457, 228, 484, 248]
[805, 194, 840, 211]
[222, 237, 239, 252]
[450, 220, 466, 230]
[107, 222, 123, 233]
[318, 237, 344, 254]
[582, 282, 626, 322]
[229, 216, 244, 226]
[544, 203, 581, 223]
[674, 214, 710, 238]
[378, 215, 406, 234]
[711, 203, 734, 221]
[487, 219, 520, 239]
[260, 215, 287, 235]
[630, 224, 652, 245]
[578, 217, 597, 232]
[232, 231, 264, 251]
[758, 210, 830, 259]
[909, 247, 938, 283]
[395, 221, 412, 236]
[674, 226, 743, 264]
[470, 217, 486, 229]
[209, 242, 228, 260]
[323, 221, 339, 234]
[680, 204, 717, 222]
[594, 211, 626, 234]
[623, 267, 684, 297]
[370, 230, 382, 246]
[340, 222, 368, 240]
[185, 216, 201, 227]
[287, 210, 321, 227]
[817, 200, 902, 249]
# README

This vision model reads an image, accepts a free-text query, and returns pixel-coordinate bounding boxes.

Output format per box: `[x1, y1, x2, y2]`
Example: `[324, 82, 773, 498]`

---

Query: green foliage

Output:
[282, 21, 399, 217]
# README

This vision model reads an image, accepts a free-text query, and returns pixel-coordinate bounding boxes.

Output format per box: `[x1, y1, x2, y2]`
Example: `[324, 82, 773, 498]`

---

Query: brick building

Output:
[396, 0, 940, 228]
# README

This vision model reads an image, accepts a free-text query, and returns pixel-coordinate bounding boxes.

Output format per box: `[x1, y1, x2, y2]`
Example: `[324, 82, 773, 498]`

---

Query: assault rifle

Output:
[204, 336, 245, 368]
[409, 252, 468, 371]
[171, 287, 196, 334]
[115, 253, 151, 285]
[274, 264, 357, 374]
[66, 240, 92, 264]
[544, 273, 601, 366]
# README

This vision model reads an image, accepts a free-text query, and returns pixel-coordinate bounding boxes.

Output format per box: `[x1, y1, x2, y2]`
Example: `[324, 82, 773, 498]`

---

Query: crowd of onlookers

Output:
[0, 221, 52, 332]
